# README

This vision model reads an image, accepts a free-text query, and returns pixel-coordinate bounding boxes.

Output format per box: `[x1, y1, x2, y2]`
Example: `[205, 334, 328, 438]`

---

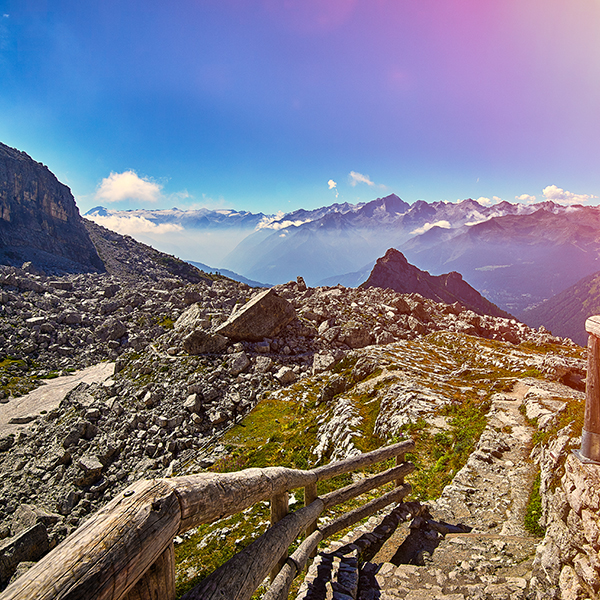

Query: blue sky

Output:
[1, 0, 600, 215]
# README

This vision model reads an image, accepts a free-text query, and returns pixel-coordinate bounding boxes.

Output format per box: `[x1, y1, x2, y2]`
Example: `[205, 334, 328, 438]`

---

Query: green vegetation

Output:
[524, 472, 545, 536]
[172, 331, 586, 596]
[402, 395, 490, 501]
[158, 316, 175, 329]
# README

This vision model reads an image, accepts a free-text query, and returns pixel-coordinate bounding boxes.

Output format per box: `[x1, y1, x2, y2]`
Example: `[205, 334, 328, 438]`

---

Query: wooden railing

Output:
[0, 439, 415, 600]
[579, 316, 600, 462]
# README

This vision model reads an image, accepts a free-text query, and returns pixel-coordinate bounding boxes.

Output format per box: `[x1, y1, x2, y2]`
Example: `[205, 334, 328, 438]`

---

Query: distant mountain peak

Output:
[361, 248, 511, 319]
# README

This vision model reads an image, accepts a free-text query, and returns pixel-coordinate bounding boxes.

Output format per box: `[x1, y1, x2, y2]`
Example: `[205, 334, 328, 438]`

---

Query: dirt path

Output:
[356, 380, 540, 599]
[0, 362, 115, 437]
[297, 380, 551, 599]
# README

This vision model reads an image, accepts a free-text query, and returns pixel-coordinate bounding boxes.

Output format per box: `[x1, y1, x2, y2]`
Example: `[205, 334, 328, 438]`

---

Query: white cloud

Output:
[516, 194, 537, 204]
[476, 196, 501, 206]
[87, 214, 183, 236]
[95, 171, 163, 204]
[256, 212, 311, 231]
[542, 185, 597, 205]
[349, 171, 375, 187]
[410, 220, 451, 235]
[328, 179, 339, 198]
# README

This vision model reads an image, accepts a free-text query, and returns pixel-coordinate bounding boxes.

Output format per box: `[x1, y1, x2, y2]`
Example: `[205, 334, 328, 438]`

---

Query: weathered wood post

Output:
[270, 492, 289, 580]
[304, 482, 318, 558]
[395, 453, 405, 487]
[124, 543, 175, 600]
[580, 316, 600, 462]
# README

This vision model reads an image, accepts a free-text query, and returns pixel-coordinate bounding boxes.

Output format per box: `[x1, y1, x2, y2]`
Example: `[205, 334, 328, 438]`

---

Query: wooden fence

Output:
[0, 439, 415, 600]
[580, 316, 600, 463]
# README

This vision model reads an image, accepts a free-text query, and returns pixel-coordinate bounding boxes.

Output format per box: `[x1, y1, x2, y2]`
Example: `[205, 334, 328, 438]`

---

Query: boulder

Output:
[275, 366, 297, 385]
[97, 318, 127, 342]
[182, 330, 227, 355]
[175, 303, 205, 331]
[11, 504, 61, 536]
[215, 289, 296, 342]
[339, 324, 372, 349]
[255, 356, 273, 374]
[75, 455, 104, 487]
[184, 393, 203, 413]
[0, 523, 49, 586]
[229, 351, 250, 376]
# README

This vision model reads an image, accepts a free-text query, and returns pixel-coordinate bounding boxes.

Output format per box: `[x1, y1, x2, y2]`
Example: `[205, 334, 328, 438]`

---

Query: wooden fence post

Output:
[124, 542, 175, 600]
[395, 453, 405, 487]
[304, 482, 318, 558]
[270, 492, 289, 580]
[581, 317, 600, 462]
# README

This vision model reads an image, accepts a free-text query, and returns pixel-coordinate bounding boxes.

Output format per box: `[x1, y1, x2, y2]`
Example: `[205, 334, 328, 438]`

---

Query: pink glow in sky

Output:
[0, 0, 598, 213]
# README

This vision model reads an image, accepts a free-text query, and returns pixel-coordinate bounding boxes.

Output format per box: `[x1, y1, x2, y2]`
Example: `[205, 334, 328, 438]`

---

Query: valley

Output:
[1, 140, 599, 598]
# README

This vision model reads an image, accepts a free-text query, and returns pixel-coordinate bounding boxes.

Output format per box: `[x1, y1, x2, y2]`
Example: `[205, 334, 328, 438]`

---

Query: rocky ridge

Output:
[360, 248, 512, 319]
[0, 221, 587, 594]
[0, 143, 103, 273]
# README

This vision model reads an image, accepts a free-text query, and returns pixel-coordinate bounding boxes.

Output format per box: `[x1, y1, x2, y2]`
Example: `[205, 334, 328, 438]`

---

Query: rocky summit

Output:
[361, 248, 511, 319]
[0, 143, 104, 274]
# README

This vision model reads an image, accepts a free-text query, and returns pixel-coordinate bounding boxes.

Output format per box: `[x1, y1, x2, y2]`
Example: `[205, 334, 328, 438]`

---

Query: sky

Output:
[1, 0, 600, 215]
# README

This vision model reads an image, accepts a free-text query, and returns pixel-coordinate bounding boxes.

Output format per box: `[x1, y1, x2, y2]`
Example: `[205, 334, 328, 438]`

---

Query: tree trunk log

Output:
[320, 463, 414, 510]
[312, 440, 414, 482]
[270, 492, 289, 580]
[262, 530, 323, 600]
[0, 479, 181, 600]
[320, 484, 412, 539]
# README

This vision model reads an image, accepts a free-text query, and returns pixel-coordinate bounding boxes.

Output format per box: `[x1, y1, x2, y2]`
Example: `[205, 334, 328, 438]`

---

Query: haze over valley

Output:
[2, 2, 600, 598]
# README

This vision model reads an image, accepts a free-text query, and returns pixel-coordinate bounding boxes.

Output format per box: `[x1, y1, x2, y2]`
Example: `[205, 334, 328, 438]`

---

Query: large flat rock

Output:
[215, 288, 296, 342]
[0, 362, 115, 437]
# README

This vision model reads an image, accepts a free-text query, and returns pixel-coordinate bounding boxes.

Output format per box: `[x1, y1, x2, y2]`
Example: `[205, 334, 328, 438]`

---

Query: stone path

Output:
[0, 362, 115, 437]
[297, 382, 546, 600]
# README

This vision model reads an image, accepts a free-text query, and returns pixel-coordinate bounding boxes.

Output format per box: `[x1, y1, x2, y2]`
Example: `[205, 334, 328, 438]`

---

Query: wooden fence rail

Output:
[0, 439, 415, 600]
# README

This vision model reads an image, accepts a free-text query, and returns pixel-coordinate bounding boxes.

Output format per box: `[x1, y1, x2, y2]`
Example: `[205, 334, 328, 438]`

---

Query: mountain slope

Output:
[0, 143, 104, 273]
[401, 208, 600, 313]
[361, 248, 512, 318]
[520, 270, 600, 346]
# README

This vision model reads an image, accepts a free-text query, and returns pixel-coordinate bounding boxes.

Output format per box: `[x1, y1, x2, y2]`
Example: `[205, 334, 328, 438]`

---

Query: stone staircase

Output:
[295, 382, 544, 600]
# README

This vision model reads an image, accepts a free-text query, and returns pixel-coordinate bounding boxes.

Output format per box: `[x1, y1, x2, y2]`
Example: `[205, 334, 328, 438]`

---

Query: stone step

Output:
[357, 530, 537, 600]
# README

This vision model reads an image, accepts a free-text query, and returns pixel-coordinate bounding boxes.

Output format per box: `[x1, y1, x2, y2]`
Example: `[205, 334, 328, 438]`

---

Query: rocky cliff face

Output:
[0, 143, 103, 273]
[361, 248, 512, 319]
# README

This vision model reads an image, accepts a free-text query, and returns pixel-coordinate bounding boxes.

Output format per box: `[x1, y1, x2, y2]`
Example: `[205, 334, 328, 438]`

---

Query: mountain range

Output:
[86, 195, 600, 317]
[3, 140, 600, 345]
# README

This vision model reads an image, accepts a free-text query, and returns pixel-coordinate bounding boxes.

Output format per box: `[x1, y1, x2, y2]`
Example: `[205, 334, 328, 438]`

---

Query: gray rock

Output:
[184, 393, 203, 413]
[255, 356, 273, 374]
[182, 330, 227, 355]
[215, 288, 296, 342]
[11, 504, 61, 536]
[97, 318, 127, 342]
[339, 324, 372, 349]
[313, 352, 337, 374]
[175, 303, 205, 331]
[76, 455, 104, 487]
[0, 523, 49, 586]
[275, 366, 296, 385]
[229, 352, 250, 376]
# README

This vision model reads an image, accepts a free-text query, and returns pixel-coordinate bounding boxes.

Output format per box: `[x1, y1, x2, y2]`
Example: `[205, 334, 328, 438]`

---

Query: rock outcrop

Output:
[215, 288, 296, 341]
[0, 143, 104, 274]
[361, 248, 512, 319]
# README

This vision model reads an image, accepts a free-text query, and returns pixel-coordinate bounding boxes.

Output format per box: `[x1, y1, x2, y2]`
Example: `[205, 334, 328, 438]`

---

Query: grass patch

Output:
[404, 396, 490, 501]
[524, 472, 545, 537]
